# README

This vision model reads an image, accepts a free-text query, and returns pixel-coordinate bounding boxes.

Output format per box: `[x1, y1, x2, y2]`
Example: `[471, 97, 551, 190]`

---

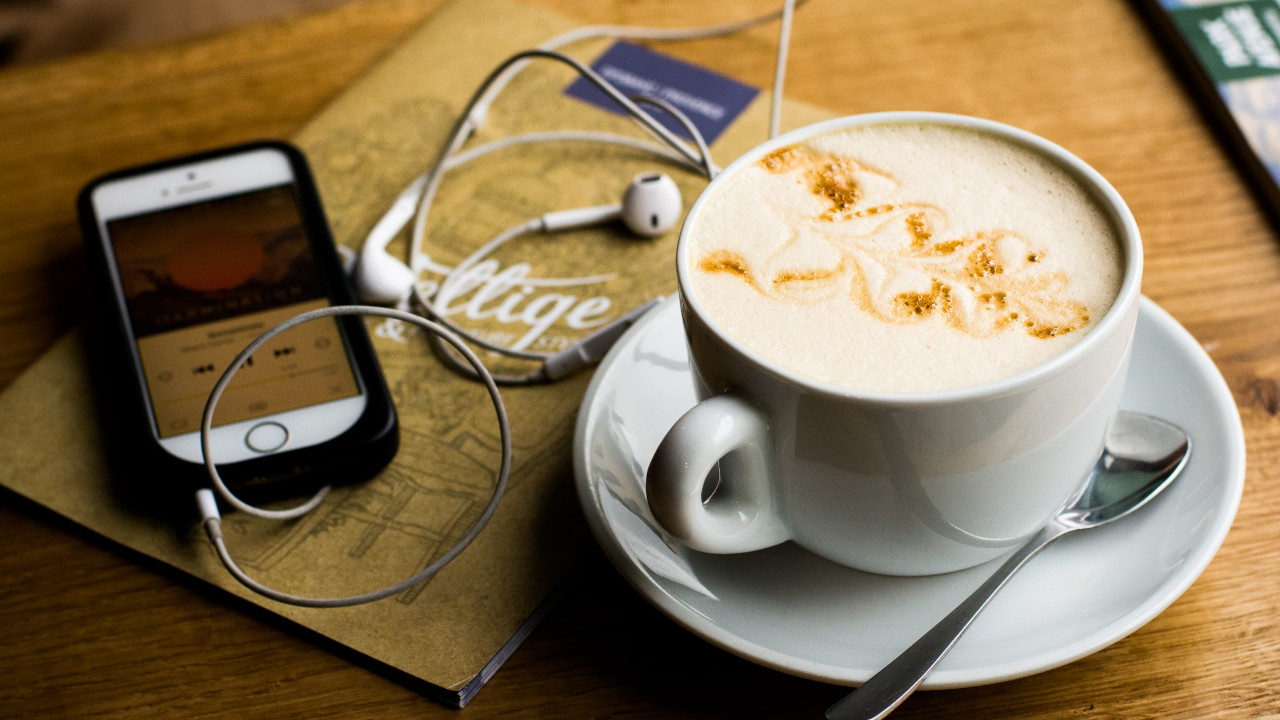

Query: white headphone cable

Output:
[196, 305, 511, 607]
[407, 48, 708, 278]
[406, 0, 802, 279]
[442, 94, 713, 287]
[402, 117, 714, 283]
[362, 0, 803, 291]
[369, 50, 715, 384]
[366, 130, 704, 288]
[770, 0, 797, 139]
[402, 93, 711, 384]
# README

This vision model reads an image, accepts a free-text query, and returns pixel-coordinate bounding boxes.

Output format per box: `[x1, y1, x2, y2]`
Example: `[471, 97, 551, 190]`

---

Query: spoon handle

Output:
[826, 523, 1069, 720]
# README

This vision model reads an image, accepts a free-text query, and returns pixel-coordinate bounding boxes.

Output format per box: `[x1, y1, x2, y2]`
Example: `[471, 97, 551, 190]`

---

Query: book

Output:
[1134, 0, 1280, 226]
[0, 0, 829, 707]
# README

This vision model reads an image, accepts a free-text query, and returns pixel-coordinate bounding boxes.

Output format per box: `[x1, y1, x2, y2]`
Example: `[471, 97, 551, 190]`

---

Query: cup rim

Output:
[675, 111, 1144, 405]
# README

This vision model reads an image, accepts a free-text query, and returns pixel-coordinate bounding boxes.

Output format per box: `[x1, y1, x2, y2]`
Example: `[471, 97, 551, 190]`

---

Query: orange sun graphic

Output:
[166, 228, 265, 291]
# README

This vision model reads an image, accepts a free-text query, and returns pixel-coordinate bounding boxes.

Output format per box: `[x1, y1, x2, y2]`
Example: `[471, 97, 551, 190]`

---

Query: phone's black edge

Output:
[1129, 0, 1280, 233]
[76, 139, 399, 502]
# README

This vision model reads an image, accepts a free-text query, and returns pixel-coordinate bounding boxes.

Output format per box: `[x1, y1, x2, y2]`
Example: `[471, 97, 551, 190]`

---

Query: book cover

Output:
[1135, 0, 1280, 224]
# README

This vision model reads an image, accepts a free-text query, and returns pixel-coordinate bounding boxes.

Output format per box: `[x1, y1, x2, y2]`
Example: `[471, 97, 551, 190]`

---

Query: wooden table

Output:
[1, 0, 1276, 717]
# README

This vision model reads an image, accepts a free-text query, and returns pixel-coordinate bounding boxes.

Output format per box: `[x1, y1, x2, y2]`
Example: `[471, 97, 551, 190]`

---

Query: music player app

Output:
[106, 184, 360, 438]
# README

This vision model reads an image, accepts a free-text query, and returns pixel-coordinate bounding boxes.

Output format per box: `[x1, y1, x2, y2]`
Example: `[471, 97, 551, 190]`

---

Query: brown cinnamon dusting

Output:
[906, 212, 932, 247]
[895, 281, 953, 318]
[698, 250, 753, 284]
[811, 161, 861, 219]
[759, 145, 864, 221]
[930, 239, 964, 255]
[761, 147, 801, 172]
[978, 291, 1008, 308]
[771, 260, 844, 292]
[967, 243, 1003, 278]
[1023, 313, 1089, 339]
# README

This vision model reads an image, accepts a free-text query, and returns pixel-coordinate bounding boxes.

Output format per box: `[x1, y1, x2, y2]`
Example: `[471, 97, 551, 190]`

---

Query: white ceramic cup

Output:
[645, 112, 1143, 576]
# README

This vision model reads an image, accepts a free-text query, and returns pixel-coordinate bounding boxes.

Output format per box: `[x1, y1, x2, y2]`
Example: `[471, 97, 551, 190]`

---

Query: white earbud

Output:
[539, 172, 682, 237]
[620, 172, 683, 237]
[355, 245, 416, 306]
[354, 179, 424, 305]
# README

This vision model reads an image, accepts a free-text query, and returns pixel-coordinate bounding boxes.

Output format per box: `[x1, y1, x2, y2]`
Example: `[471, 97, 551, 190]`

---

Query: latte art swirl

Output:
[688, 123, 1124, 392]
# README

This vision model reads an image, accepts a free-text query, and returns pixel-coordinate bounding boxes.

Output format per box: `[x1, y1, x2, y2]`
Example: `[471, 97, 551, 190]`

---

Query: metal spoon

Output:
[826, 411, 1191, 720]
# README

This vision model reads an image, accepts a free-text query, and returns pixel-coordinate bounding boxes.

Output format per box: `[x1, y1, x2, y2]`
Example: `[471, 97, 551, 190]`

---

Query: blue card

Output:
[565, 41, 759, 146]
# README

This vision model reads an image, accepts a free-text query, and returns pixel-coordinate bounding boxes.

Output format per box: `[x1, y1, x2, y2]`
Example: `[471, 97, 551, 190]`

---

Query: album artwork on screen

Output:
[106, 185, 358, 437]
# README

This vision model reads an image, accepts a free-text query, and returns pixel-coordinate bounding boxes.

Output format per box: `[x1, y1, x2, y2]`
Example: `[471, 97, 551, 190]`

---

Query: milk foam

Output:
[687, 123, 1124, 393]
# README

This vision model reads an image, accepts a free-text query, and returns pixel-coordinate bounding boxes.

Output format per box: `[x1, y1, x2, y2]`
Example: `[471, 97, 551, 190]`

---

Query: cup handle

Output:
[645, 394, 789, 553]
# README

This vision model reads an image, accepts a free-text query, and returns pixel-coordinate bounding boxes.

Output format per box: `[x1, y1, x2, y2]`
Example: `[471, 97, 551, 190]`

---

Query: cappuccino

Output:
[686, 122, 1124, 393]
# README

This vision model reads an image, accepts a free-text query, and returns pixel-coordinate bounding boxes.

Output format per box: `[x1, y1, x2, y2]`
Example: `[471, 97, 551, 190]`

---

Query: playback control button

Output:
[245, 421, 289, 453]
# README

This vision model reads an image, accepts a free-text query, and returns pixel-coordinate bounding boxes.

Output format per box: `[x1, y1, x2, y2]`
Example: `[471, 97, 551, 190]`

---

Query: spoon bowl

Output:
[826, 411, 1190, 720]
[1058, 411, 1189, 528]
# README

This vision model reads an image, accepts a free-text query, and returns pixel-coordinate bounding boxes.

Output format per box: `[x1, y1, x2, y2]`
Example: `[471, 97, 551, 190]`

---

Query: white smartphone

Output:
[79, 141, 396, 494]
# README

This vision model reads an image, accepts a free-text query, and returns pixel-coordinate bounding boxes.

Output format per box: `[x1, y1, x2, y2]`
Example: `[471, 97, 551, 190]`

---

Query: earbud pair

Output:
[354, 172, 682, 305]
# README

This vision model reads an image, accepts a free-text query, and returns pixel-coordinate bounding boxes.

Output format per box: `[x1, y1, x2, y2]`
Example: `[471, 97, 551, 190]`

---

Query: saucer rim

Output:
[572, 294, 1245, 688]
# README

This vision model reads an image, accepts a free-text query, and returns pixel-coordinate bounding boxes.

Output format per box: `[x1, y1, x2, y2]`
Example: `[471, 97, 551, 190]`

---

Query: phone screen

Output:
[105, 183, 360, 439]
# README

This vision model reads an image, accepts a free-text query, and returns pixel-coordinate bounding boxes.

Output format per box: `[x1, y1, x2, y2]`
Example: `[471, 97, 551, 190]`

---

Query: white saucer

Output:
[573, 295, 1244, 688]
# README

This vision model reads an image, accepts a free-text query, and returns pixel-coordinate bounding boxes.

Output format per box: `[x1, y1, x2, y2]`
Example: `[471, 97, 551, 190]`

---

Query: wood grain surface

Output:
[1, 0, 1276, 717]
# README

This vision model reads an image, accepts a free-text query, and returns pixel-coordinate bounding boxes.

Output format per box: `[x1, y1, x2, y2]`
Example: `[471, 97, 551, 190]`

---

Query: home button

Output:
[245, 422, 289, 453]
